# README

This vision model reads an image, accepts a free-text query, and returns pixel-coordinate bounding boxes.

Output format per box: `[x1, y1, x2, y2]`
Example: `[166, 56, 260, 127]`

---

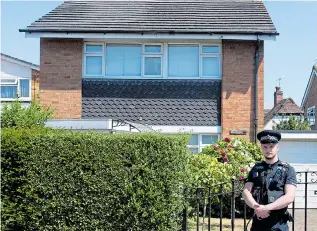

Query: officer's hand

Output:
[255, 205, 270, 219]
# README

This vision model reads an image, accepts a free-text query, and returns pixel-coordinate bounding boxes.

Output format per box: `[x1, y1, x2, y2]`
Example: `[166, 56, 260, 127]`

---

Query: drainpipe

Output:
[253, 37, 260, 143]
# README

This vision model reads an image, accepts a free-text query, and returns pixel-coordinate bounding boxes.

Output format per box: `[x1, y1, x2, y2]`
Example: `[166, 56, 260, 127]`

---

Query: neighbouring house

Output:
[0, 53, 40, 109]
[301, 63, 317, 130]
[264, 86, 304, 130]
[19, 0, 278, 152]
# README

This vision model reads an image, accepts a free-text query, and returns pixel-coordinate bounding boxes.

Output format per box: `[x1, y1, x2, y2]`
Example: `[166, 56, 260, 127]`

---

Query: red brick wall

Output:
[31, 69, 40, 101]
[40, 38, 83, 119]
[222, 40, 264, 141]
[303, 71, 317, 130]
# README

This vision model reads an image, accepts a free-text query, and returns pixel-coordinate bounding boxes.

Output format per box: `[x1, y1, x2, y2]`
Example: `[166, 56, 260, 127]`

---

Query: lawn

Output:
[188, 217, 249, 231]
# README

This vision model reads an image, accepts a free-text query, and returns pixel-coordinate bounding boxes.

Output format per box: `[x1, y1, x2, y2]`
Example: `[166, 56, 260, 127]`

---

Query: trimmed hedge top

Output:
[1, 128, 190, 231]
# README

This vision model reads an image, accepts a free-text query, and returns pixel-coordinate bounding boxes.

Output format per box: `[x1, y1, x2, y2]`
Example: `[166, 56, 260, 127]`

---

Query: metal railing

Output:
[182, 171, 317, 231]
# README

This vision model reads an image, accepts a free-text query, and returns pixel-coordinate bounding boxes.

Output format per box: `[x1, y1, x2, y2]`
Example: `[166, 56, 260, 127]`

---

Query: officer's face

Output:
[261, 143, 279, 159]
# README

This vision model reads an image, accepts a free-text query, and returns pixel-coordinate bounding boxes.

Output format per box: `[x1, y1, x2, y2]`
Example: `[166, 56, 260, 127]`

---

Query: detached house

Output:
[0, 53, 40, 109]
[20, 0, 278, 150]
[264, 86, 304, 130]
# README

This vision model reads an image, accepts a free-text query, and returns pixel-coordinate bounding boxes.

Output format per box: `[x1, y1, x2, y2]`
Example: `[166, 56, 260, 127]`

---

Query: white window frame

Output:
[307, 106, 316, 126]
[83, 43, 105, 77]
[200, 44, 222, 78]
[82, 42, 222, 79]
[0, 77, 31, 101]
[142, 44, 163, 78]
[188, 134, 220, 153]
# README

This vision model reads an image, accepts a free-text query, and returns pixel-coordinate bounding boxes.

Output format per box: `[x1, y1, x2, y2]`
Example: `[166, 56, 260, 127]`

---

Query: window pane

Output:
[1, 86, 17, 98]
[202, 45, 219, 53]
[168, 45, 199, 77]
[189, 147, 199, 154]
[20, 79, 30, 97]
[145, 57, 161, 76]
[106, 44, 141, 76]
[86, 56, 102, 75]
[202, 57, 220, 77]
[145, 45, 161, 53]
[0, 78, 17, 84]
[86, 45, 103, 52]
[189, 134, 198, 145]
[202, 135, 218, 145]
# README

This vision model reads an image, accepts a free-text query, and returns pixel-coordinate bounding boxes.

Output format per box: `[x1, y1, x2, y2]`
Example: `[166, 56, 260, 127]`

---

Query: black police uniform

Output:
[246, 130, 297, 231]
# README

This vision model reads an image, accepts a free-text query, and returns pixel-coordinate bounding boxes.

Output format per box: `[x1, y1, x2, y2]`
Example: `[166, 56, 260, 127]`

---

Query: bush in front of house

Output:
[187, 137, 263, 218]
[1, 100, 53, 129]
[1, 128, 191, 231]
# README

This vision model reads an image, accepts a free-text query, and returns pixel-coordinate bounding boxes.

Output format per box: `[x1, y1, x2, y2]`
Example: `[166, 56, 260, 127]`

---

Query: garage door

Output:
[278, 141, 317, 164]
[278, 140, 317, 209]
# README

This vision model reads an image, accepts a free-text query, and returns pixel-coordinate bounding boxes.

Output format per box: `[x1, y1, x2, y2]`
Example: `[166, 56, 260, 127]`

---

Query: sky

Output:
[1, 0, 317, 109]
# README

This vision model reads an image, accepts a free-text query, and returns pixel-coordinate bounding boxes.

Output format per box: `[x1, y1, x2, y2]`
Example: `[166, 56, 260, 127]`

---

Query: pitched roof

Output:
[82, 79, 221, 126]
[264, 98, 304, 124]
[301, 63, 317, 109]
[20, 0, 278, 35]
[1, 53, 39, 70]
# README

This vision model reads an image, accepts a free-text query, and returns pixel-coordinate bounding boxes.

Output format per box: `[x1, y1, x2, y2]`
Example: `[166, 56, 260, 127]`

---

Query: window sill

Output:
[82, 76, 222, 80]
[0, 98, 31, 102]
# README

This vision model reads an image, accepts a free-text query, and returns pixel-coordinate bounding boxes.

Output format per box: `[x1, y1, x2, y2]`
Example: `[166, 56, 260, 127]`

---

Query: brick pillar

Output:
[222, 40, 264, 141]
[40, 38, 83, 119]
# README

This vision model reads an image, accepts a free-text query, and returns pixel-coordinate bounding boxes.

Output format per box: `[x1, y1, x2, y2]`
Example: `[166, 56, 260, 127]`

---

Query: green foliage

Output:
[1, 128, 190, 231]
[187, 137, 263, 217]
[189, 137, 262, 188]
[1, 100, 53, 129]
[272, 115, 311, 130]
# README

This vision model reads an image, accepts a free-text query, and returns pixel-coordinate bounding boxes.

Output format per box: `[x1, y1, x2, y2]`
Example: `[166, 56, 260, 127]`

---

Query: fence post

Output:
[304, 172, 307, 231]
[220, 184, 223, 231]
[208, 187, 211, 231]
[183, 187, 188, 231]
[231, 179, 235, 231]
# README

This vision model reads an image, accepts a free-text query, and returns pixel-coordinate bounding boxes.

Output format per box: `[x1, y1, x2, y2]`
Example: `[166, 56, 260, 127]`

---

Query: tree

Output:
[272, 115, 311, 130]
[1, 100, 54, 128]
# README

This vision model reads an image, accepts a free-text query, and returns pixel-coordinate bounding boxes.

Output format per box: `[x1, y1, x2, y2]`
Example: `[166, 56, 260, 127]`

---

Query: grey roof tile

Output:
[82, 79, 221, 126]
[20, 0, 277, 35]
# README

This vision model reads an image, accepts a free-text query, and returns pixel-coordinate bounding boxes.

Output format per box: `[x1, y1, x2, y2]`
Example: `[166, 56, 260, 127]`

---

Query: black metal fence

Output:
[182, 171, 317, 231]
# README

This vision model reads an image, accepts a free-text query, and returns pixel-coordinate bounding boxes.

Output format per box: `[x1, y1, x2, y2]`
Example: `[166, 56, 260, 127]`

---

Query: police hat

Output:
[257, 130, 281, 144]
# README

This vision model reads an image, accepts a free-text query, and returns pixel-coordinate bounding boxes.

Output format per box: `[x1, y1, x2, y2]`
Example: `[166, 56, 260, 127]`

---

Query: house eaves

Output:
[19, 0, 279, 39]
[301, 64, 317, 109]
[1, 53, 40, 71]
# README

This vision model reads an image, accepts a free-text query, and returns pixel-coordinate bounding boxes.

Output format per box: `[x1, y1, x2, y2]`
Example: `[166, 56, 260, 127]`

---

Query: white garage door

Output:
[278, 140, 317, 208]
[278, 141, 317, 164]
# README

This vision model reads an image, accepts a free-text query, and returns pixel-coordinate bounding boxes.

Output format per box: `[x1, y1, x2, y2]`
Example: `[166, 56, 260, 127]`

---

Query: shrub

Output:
[187, 137, 263, 218]
[1, 128, 190, 231]
[1, 100, 53, 128]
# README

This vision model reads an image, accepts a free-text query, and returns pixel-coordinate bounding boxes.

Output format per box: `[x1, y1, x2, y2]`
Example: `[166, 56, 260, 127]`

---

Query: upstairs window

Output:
[307, 106, 316, 126]
[83, 43, 221, 79]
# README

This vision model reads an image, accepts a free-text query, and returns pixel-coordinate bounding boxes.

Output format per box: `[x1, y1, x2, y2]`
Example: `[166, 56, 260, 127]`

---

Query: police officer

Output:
[242, 130, 297, 231]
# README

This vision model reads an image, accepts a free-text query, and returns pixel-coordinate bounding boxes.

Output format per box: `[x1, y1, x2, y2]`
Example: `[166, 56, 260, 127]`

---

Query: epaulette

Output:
[279, 161, 290, 167]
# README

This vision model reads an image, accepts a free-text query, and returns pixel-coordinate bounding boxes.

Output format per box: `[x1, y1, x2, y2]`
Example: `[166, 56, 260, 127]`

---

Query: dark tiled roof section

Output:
[264, 98, 304, 124]
[82, 79, 221, 126]
[20, 0, 277, 35]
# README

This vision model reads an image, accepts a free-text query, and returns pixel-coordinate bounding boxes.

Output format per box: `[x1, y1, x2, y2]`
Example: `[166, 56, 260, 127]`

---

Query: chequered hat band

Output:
[260, 135, 278, 142]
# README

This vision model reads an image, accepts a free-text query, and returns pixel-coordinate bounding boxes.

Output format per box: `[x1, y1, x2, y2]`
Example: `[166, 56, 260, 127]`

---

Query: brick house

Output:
[301, 63, 317, 129]
[264, 86, 304, 129]
[0, 53, 40, 108]
[20, 0, 278, 152]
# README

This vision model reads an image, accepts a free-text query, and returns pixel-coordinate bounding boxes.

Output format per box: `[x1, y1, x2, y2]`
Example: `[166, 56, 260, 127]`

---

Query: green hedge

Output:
[1, 128, 190, 231]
